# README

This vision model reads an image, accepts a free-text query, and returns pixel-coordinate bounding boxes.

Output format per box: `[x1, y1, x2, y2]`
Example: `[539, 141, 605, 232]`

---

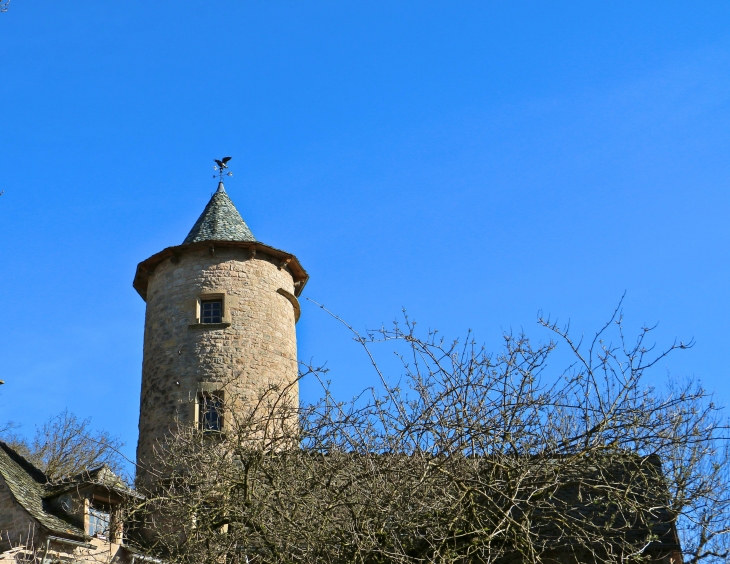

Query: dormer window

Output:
[88, 502, 110, 538]
[201, 300, 222, 324]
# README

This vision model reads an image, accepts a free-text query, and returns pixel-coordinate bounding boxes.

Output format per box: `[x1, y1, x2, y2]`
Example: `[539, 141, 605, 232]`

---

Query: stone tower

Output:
[133, 181, 308, 486]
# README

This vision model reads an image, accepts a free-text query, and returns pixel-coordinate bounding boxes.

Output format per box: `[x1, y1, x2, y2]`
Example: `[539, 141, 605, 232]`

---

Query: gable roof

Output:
[44, 464, 142, 500]
[0, 442, 86, 540]
[182, 182, 256, 244]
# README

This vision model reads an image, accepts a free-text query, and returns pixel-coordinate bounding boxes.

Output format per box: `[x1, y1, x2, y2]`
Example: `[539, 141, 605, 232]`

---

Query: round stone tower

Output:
[133, 181, 308, 486]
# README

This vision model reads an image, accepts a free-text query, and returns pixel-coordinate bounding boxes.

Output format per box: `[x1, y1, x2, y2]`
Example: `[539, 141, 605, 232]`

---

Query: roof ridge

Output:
[0, 441, 47, 483]
[46, 463, 108, 486]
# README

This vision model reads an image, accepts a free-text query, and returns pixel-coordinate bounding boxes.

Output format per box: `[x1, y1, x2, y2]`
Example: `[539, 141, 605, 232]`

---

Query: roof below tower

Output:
[0, 442, 84, 539]
[182, 182, 256, 244]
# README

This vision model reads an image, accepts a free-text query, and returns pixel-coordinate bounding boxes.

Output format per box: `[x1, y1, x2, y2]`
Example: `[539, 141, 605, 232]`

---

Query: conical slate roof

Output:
[183, 182, 256, 244]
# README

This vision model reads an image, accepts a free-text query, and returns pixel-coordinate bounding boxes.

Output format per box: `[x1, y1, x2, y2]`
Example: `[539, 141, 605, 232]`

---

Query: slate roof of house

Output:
[0, 442, 140, 543]
[281, 451, 681, 559]
[523, 454, 681, 555]
[182, 182, 256, 244]
[0, 442, 86, 539]
[44, 465, 142, 500]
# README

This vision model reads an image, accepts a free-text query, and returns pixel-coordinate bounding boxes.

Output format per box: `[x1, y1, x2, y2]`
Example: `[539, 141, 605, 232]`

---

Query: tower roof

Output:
[183, 182, 256, 244]
[134, 180, 309, 301]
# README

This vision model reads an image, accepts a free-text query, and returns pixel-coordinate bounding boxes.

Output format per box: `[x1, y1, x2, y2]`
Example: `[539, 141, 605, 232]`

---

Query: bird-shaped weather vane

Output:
[213, 156, 233, 182]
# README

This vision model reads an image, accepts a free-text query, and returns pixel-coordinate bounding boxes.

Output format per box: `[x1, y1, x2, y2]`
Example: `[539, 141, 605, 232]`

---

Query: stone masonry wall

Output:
[0, 476, 40, 551]
[135, 246, 299, 485]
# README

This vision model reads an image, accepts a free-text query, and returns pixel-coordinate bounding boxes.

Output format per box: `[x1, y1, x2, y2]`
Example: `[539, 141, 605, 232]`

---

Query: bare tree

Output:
[0, 421, 18, 436]
[132, 303, 730, 564]
[2, 409, 127, 482]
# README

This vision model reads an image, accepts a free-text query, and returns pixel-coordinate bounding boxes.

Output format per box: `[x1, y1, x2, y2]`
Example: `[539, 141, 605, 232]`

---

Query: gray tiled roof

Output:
[182, 182, 256, 245]
[44, 465, 142, 500]
[0, 442, 86, 539]
[525, 454, 680, 554]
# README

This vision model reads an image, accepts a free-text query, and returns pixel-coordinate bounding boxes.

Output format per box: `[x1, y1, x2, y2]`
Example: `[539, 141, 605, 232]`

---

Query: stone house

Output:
[0, 178, 684, 563]
[0, 442, 141, 564]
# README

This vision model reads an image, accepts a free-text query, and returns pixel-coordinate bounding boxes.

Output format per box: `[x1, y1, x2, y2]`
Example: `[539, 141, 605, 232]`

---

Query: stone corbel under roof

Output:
[133, 240, 309, 301]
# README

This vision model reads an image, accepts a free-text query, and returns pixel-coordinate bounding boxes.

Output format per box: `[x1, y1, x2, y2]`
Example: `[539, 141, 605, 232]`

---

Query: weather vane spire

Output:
[213, 156, 233, 183]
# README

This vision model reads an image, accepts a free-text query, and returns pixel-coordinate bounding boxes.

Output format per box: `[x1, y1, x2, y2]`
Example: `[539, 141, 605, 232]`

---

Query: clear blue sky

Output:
[1, 2, 729, 464]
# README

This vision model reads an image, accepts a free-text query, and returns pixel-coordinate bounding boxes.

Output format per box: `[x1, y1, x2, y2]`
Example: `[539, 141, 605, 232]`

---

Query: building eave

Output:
[133, 240, 309, 301]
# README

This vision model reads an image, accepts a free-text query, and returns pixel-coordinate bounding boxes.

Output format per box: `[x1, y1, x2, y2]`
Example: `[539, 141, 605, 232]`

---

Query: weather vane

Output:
[213, 156, 233, 182]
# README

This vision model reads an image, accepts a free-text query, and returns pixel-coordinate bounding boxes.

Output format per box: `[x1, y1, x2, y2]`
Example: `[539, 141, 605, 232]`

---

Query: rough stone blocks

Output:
[135, 246, 299, 485]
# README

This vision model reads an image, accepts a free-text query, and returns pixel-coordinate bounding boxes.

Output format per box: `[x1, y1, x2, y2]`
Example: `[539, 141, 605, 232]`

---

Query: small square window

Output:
[199, 393, 223, 432]
[201, 300, 222, 324]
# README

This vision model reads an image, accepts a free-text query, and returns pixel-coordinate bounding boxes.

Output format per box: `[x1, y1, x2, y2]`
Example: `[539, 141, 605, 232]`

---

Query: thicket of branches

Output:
[1, 409, 127, 482]
[134, 303, 730, 564]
